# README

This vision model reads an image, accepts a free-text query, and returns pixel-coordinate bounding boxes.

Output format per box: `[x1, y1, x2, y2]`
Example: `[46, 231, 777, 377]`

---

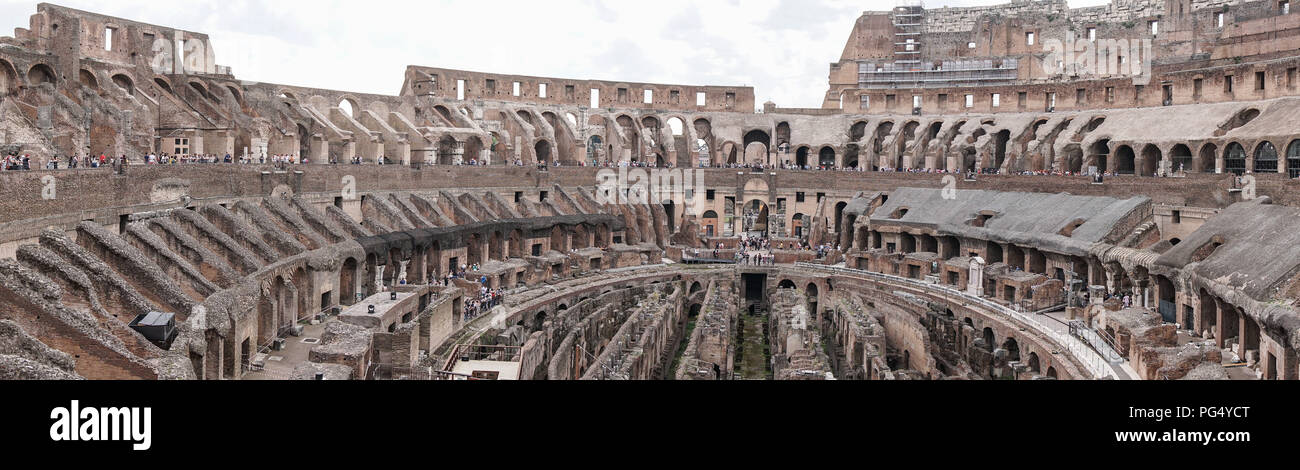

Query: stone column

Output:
[1215, 304, 1226, 350]
[1238, 314, 1248, 358]
[1282, 347, 1298, 380]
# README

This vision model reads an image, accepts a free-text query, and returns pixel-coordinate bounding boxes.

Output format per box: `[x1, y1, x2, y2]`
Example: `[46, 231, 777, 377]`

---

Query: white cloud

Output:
[0, 0, 1114, 107]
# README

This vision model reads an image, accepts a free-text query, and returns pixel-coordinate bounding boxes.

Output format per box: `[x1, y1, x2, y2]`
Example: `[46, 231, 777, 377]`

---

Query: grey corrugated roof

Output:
[870, 187, 1150, 255]
[1156, 198, 1300, 300]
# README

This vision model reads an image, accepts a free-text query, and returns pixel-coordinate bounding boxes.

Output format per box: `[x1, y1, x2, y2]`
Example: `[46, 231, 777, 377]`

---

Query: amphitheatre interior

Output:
[4, 0, 1300, 382]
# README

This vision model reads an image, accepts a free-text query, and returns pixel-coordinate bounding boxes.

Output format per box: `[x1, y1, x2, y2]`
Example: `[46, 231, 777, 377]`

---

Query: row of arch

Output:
[0, 59, 145, 99]
[1082, 140, 1300, 177]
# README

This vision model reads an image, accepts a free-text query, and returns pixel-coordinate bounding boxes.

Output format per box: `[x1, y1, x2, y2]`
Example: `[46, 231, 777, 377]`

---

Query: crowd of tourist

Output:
[5, 149, 1199, 182]
[462, 286, 505, 323]
[0, 152, 315, 170]
[2, 154, 31, 170]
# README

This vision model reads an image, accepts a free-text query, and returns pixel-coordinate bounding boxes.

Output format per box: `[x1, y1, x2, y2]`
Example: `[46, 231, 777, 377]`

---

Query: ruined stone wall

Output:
[674, 280, 737, 380]
[582, 283, 684, 380]
[403, 66, 756, 114]
[768, 288, 833, 380]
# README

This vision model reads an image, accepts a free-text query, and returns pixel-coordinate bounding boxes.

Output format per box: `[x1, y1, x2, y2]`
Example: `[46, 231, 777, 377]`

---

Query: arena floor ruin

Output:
[3, 1, 1300, 381]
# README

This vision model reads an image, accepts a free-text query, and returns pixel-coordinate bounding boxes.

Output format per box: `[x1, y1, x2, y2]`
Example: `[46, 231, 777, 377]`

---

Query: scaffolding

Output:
[857, 1, 1019, 90]
[892, 1, 925, 68]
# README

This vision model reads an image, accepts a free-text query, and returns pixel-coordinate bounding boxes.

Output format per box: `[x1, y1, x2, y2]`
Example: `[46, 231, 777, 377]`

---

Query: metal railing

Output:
[794, 263, 1119, 380]
[1070, 320, 1124, 363]
[440, 344, 522, 374]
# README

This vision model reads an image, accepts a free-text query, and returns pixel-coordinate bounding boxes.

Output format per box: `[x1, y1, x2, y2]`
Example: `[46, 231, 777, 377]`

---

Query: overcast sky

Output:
[1, 0, 1110, 108]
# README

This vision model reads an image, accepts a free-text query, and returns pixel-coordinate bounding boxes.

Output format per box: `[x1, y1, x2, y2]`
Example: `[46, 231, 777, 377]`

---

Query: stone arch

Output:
[507, 229, 524, 258]
[805, 282, 819, 315]
[464, 135, 485, 164]
[427, 240, 443, 279]
[961, 147, 977, 172]
[1169, 144, 1193, 173]
[488, 131, 509, 163]
[1002, 337, 1020, 362]
[693, 118, 714, 162]
[1063, 146, 1084, 173]
[572, 224, 590, 249]
[1113, 145, 1136, 174]
[532, 310, 548, 331]
[297, 123, 312, 158]
[489, 230, 504, 261]
[466, 232, 483, 266]
[1197, 142, 1218, 173]
[1139, 144, 1161, 176]
[27, 63, 56, 86]
[110, 73, 134, 96]
[594, 224, 609, 248]
[1198, 289, 1218, 335]
[1089, 139, 1110, 172]
[791, 213, 806, 238]
[432, 105, 455, 125]
[0, 59, 17, 96]
[720, 141, 738, 165]
[744, 199, 771, 237]
[340, 257, 358, 306]
[818, 146, 836, 168]
[292, 266, 311, 323]
[1217, 107, 1260, 135]
[256, 280, 278, 348]
[992, 129, 1011, 171]
[667, 116, 684, 136]
[845, 143, 860, 169]
[384, 248, 403, 286]
[701, 210, 720, 237]
[188, 80, 211, 101]
[153, 76, 172, 94]
[1287, 140, 1300, 178]
[1254, 141, 1278, 173]
[437, 135, 459, 165]
[834, 201, 849, 234]
[1224, 142, 1247, 175]
[795, 146, 810, 168]
[850, 120, 869, 141]
[338, 96, 359, 117]
[550, 226, 567, 252]
[534, 139, 553, 164]
[274, 275, 294, 339]
[225, 85, 243, 105]
[78, 68, 99, 91]
[743, 129, 771, 153]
